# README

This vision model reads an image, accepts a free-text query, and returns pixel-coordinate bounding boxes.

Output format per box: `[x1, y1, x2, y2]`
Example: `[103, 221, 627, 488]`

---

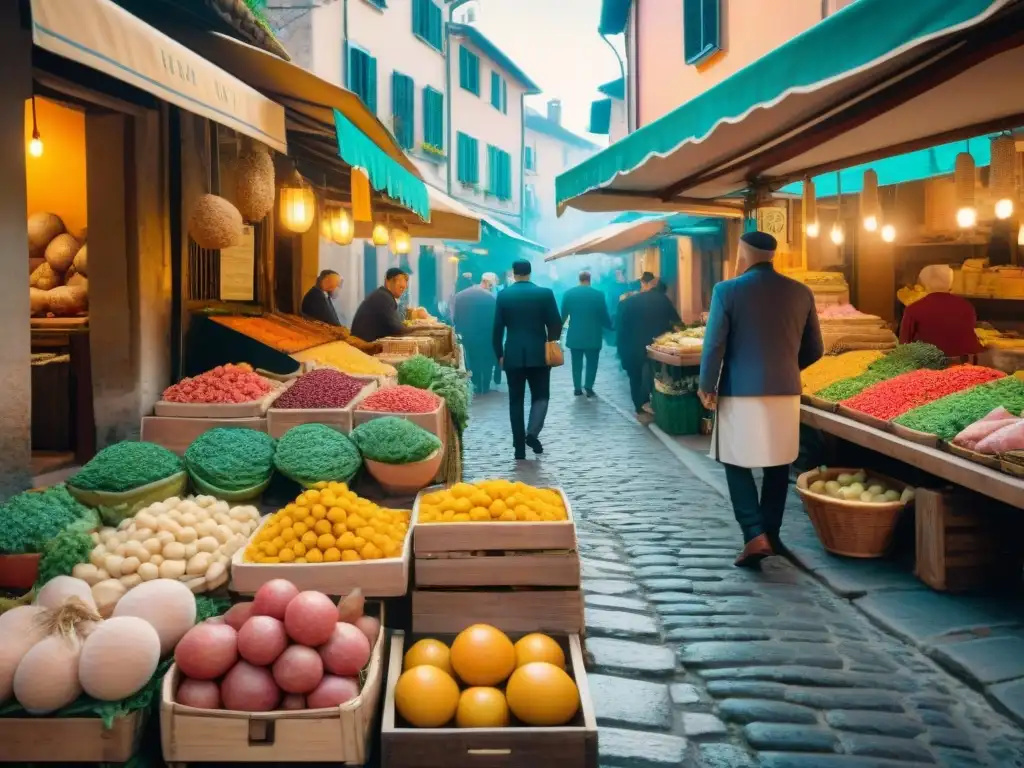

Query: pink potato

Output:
[174, 622, 238, 680]
[224, 602, 256, 631]
[284, 591, 337, 646]
[237, 616, 289, 666]
[272, 645, 324, 694]
[307, 675, 360, 709]
[220, 661, 281, 712]
[252, 579, 300, 620]
[176, 678, 222, 710]
[319, 622, 371, 677]
[354, 615, 380, 648]
[280, 694, 307, 710]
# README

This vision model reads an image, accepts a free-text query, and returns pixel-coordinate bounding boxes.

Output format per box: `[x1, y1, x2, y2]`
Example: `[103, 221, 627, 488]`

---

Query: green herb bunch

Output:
[351, 417, 442, 464]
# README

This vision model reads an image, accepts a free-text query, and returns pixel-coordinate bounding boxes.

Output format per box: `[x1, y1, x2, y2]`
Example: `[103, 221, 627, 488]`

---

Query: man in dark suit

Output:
[616, 272, 681, 418]
[453, 272, 498, 394]
[561, 271, 612, 397]
[699, 231, 823, 568]
[300, 270, 343, 326]
[350, 268, 411, 342]
[493, 259, 563, 460]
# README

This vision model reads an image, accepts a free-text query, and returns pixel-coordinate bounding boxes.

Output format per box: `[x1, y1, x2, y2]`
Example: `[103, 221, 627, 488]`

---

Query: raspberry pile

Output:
[274, 369, 366, 409]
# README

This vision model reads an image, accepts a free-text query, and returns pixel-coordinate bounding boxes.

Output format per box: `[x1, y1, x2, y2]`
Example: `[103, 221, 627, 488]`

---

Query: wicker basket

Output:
[796, 467, 912, 558]
[380, 337, 426, 357]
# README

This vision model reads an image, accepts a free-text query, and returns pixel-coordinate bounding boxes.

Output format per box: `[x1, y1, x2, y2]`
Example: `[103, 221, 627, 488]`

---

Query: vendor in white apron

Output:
[698, 231, 824, 568]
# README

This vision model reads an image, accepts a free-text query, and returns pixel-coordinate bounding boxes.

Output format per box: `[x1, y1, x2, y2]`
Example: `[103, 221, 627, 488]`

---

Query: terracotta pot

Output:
[364, 450, 443, 495]
[0, 552, 42, 590]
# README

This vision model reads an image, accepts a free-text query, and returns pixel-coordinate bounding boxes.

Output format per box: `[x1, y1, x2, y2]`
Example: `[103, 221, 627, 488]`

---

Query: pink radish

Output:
[354, 615, 380, 648]
[221, 661, 280, 712]
[273, 645, 324, 694]
[224, 602, 256, 631]
[237, 616, 288, 666]
[307, 675, 360, 708]
[175, 622, 238, 680]
[176, 678, 222, 709]
[252, 579, 299, 620]
[284, 591, 337, 646]
[319, 622, 371, 677]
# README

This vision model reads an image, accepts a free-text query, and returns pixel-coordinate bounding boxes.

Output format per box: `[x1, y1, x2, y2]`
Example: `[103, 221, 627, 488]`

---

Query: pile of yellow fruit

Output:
[417, 480, 568, 523]
[395, 624, 580, 729]
[243, 482, 410, 564]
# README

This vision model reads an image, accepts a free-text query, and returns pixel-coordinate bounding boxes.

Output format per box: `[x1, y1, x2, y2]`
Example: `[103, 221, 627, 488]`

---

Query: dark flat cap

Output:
[740, 230, 778, 251]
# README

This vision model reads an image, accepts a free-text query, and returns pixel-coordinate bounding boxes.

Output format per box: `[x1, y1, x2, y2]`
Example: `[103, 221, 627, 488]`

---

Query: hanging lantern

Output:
[954, 149, 976, 229]
[279, 171, 316, 233]
[390, 227, 411, 255]
[989, 134, 1016, 220]
[829, 222, 845, 246]
[803, 177, 819, 237]
[323, 205, 355, 245]
[881, 224, 896, 243]
[861, 169, 880, 232]
[371, 222, 390, 247]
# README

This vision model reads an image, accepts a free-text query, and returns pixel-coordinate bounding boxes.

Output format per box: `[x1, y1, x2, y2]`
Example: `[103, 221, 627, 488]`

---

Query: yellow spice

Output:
[291, 341, 397, 376]
[801, 350, 885, 394]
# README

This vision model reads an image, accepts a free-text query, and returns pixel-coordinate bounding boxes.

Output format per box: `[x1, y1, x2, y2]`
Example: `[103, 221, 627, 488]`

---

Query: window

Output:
[459, 45, 480, 95]
[422, 86, 444, 151]
[347, 45, 378, 114]
[490, 71, 507, 113]
[457, 132, 479, 185]
[412, 0, 443, 51]
[391, 72, 415, 150]
[487, 145, 512, 200]
[524, 145, 536, 171]
[524, 184, 537, 213]
[683, 0, 721, 66]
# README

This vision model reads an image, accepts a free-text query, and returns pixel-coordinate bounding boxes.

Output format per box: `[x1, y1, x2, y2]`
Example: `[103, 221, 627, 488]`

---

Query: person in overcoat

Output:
[615, 272, 681, 417]
[698, 231, 824, 568]
[560, 271, 612, 397]
[301, 270, 343, 326]
[493, 260, 563, 460]
[453, 273, 499, 394]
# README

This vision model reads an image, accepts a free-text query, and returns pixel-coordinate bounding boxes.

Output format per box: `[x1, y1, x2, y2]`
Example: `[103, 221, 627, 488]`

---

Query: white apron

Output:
[709, 395, 800, 468]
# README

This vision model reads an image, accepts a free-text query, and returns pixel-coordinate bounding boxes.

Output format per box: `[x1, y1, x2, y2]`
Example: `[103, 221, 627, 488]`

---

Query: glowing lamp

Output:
[279, 174, 316, 233]
[829, 223, 844, 246]
[371, 222, 390, 246]
[956, 207, 977, 229]
[881, 224, 896, 243]
[995, 198, 1014, 220]
[390, 227, 411, 255]
[805, 221, 820, 238]
[324, 206, 354, 245]
[863, 215, 878, 232]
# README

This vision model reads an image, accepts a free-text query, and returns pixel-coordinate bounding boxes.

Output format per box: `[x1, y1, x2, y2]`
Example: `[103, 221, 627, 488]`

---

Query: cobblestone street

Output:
[462, 358, 1024, 768]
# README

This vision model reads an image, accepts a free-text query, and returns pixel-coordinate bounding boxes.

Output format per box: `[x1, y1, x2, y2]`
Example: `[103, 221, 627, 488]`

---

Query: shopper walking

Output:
[493, 260, 563, 460]
[453, 272, 499, 395]
[698, 231, 823, 568]
[561, 271, 612, 397]
[616, 272, 681, 418]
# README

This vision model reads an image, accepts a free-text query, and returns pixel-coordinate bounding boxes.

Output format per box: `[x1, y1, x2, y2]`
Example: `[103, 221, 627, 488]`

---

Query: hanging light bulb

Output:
[956, 207, 977, 228]
[881, 224, 896, 243]
[806, 221, 820, 238]
[371, 222, 390, 247]
[829, 222, 845, 245]
[390, 227, 411, 255]
[278, 170, 316, 233]
[323, 205, 354, 245]
[995, 198, 1014, 220]
[861, 169, 880, 232]
[27, 95, 43, 158]
[863, 215, 878, 232]
[954, 147, 976, 229]
[803, 177, 819, 238]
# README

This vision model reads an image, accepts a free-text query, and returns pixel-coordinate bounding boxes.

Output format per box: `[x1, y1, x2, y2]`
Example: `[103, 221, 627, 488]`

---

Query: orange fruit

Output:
[514, 633, 566, 669]
[450, 624, 516, 686]
[505, 662, 579, 726]
[403, 638, 454, 676]
[394, 665, 460, 728]
[455, 687, 510, 728]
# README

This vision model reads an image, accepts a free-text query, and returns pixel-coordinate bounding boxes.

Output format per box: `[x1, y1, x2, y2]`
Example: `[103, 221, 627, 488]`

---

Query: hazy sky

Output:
[470, 0, 625, 142]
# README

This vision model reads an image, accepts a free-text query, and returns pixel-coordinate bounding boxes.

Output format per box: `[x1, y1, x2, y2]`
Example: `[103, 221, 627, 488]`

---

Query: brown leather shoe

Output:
[734, 534, 774, 569]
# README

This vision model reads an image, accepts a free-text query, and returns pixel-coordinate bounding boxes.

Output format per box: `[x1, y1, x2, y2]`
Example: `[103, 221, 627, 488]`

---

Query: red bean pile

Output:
[843, 365, 1005, 421]
[360, 385, 440, 414]
[274, 369, 366, 409]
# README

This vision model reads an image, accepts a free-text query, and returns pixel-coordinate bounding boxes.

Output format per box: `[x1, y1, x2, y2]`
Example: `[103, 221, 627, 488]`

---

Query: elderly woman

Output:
[899, 265, 982, 358]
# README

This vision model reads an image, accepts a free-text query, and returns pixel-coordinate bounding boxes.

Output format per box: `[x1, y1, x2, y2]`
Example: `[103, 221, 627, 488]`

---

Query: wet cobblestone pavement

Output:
[462, 358, 1024, 768]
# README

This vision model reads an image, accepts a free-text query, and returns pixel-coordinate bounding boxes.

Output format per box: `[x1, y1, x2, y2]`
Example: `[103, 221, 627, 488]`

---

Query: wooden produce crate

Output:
[412, 589, 584, 635]
[266, 380, 378, 438]
[229, 508, 416, 598]
[160, 616, 384, 765]
[914, 487, 1024, 593]
[353, 400, 448, 444]
[153, 379, 290, 418]
[0, 710, 146, 763]
[382, 631, 597, 768]
[141, 416, 268, 455]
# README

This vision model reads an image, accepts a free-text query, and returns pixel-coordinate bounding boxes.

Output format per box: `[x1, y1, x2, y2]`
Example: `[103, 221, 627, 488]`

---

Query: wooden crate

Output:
[153, 379, 290, 418]
[914, 487, 1024, 592]
[266, 381, 378, 438]
[382, 631, 597, 768]
[160, 616, 384, 765]
[412, 588, 584, 635]
[354, 400, 448, 444]
[416, 550, 581, 588]
[141, 416, 267, 455]
[229, 507, 416, 598]
[0, 710, 145, 763]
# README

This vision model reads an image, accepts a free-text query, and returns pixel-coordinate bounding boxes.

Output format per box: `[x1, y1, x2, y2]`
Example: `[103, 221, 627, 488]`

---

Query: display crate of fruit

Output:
[353, 389, 448, 444]
[382, 630, 597, 768]
[154, 379, 290, 419]
[141, 416, 269, 456]
[160, 606, 385, 765]
[266, 380, 378, 439]
[0, 710, 147, 763]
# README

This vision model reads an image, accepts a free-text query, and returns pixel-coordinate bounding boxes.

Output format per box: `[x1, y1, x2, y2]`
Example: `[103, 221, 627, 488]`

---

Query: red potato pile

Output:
[174, 580, 379, 712]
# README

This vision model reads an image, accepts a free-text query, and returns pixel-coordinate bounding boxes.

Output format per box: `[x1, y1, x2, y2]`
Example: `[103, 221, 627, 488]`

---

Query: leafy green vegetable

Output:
[815, 342, 945, 402]
[70, 442, 184, 492]
[351, 417, 442, 464]
[274, 424, 361, 485]
[0, 485, 98, 555]
[894, 377, 1024, 439]
[185, 428, 276, 491]
[398, 355, 441, 389]
[429, 366, 472, 433]
[35, 527, 94, 587]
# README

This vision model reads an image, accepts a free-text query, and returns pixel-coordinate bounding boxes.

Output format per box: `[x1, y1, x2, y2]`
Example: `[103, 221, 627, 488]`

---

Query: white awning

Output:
[545, 216, 672, 262]
[30, 0, 287, 152]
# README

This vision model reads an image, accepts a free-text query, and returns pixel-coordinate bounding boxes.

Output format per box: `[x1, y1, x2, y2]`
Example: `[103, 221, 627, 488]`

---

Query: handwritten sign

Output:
[220, 226, 255, 301]
[757, 207, 788, 242]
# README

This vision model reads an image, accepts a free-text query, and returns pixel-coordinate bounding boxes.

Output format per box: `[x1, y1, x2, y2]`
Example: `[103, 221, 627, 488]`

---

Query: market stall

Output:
[646, 327, 708, 435]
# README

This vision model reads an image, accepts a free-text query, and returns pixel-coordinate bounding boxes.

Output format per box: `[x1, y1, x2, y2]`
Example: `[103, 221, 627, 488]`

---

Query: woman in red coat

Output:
[899, 265, 982, 358]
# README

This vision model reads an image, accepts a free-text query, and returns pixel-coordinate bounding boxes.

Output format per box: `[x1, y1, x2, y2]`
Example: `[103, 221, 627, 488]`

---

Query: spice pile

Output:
[274, 424, 362, 486]
[0, 486, 97, 556]
[163, 364, 273, 404]
[814, 342, 946, 402]
[351, 417, 442, 464]
[360, 385, 440, 414]
[185, 429, 277, 493]
[274, 369, 367, 410]
[843, 366, 1005, 421]
[801, 351, 886, 394]
[292, 342, 396, 376]
[70, 442, 184, 493]
[212, 315, 332, 354]
[894, 377, 1024, 440]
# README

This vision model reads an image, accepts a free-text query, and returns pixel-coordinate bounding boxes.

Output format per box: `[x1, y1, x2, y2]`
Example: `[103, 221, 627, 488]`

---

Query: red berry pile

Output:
[359, 385, 440, 414]
[843, 365, 1005, 421]
[274, 369, 366, 409]
[163, 364, 273, 404]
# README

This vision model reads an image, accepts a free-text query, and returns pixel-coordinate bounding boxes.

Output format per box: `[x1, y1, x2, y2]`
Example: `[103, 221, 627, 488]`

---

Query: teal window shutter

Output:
[365, 0, 387, 7]
[683, 0, 721, 65]
[487, 145, 497, 196]
[422, 87, 444, 150]
[490, 72, 501, 111]
[488, 147, 511, 200]
[459, 45, 480, 95]
[525, 145, 535, 171]
[589, 98, 612, 134]
[501, 150, 512, 200]
[458, 133, 478, 184]
[348, 47, 378, 114]
[413, 0, 443, 51]
[391, 72, 414, 150]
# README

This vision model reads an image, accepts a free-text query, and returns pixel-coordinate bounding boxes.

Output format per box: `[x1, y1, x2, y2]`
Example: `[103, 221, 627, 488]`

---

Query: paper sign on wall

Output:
[220, 225, 255, 301]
